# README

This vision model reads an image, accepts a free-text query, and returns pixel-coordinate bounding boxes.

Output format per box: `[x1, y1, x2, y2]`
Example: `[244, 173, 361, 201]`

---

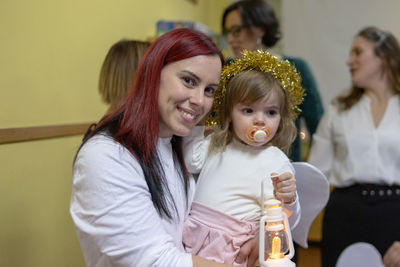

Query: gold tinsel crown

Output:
[206, 50, 305, 126]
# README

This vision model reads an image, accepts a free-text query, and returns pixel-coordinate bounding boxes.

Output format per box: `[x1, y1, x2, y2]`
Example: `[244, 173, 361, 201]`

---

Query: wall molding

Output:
[0, 122, 94, 144]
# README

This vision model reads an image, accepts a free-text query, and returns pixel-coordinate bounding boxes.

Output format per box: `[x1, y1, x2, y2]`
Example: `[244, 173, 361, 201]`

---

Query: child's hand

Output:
[271, 172, 297, 204]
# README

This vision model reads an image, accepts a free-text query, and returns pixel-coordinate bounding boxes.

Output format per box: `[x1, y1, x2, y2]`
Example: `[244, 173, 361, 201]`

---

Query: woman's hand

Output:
[271, 172, 297, 204]
[383, 241, 400, 267]
[235, 234, 259, 267]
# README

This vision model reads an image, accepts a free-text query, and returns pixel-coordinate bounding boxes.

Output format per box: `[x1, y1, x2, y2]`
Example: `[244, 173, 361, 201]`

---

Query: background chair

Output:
[336, 242, 384, 267]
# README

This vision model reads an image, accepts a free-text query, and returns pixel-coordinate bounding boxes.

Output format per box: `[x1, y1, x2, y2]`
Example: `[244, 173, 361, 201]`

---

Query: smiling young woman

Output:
[308, 26, 400, 267]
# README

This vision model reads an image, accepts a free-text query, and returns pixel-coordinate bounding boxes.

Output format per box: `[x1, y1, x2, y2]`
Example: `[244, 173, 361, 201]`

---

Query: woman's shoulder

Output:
[282, 55, 309, 70]
[76, 134, 135, 169]
[81, 134, 121, 153]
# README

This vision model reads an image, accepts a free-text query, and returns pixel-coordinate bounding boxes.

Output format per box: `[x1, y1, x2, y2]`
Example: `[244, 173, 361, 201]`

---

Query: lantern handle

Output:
[259, 215, 267, 266]
[283, 212, 295, 259]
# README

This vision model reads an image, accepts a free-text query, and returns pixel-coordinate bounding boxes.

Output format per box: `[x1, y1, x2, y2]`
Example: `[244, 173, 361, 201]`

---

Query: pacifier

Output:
[245, 126, 271, 143]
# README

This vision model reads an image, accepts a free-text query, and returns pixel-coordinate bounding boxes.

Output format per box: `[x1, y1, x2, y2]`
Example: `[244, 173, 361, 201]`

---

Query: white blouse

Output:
[70, 134, 194, 267]
[308, 94, 400, 187]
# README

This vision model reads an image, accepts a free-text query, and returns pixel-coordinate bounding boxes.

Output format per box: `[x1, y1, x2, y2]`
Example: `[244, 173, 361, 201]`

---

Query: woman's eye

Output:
[204, 87, 216, 97]
[183, 76, 195, 86]
[353, 48, 361, 56]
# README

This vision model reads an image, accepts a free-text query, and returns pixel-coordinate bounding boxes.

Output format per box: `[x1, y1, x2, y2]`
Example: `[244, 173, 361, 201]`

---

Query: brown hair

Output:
[98, 39, 150, 109]
[336, 26, 400, 110]
[210, 70, 296, 154]
[222, 0, 280, 48]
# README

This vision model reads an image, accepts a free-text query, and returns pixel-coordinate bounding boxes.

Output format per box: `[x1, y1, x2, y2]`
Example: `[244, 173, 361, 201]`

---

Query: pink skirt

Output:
[183, 201, 259, 266]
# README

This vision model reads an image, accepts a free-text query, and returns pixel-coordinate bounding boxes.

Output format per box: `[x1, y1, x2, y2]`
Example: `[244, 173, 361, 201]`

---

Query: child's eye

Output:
[183, 76, 195, 86]
[242, 108, 253, 114]
[266, 109, 279, 116]
[204, 87, 216, 97]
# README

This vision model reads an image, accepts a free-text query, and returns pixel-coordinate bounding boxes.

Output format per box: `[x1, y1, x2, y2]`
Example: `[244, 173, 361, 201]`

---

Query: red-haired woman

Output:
[70, 28, 255, 267]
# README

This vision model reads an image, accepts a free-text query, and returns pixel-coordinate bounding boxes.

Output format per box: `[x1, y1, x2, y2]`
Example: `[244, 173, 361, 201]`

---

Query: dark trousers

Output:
[321, 184, 400, 267]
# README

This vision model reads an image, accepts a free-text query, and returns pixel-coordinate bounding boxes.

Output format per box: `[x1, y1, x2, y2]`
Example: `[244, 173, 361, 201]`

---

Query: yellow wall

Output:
[0, 0, 229, 266]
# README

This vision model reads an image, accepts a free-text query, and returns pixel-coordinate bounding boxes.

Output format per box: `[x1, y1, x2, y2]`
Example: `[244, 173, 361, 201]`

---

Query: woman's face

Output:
[158, 55, 221, 138]
[230, 92, 281, 147]
[346, 36, 384, 88]
[224, 10, 264, 59]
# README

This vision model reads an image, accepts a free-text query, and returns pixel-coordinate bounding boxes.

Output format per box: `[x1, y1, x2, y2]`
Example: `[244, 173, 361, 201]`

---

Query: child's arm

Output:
[271, 171, 301, 229]
[271, 172, 297, 204]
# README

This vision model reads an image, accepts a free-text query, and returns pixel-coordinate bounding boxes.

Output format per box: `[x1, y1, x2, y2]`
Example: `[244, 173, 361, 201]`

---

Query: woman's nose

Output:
[226, 34, 235, 45]
[346, 55, 353, 67]
[189, 88, 204, 106]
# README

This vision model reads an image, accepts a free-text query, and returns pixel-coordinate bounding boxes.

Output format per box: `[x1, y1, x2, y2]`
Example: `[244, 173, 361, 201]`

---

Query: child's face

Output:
[230, 92, 281, 147]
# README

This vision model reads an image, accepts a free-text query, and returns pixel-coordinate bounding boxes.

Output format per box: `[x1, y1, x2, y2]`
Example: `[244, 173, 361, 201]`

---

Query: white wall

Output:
[281, 0, 400, 109]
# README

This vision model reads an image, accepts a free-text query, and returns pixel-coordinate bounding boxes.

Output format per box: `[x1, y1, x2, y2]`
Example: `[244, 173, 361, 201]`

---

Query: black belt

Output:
[357, 183, 400, 201]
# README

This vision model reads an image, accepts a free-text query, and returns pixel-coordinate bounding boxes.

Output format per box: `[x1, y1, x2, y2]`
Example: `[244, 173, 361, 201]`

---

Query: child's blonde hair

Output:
[210, 70, 297, 155]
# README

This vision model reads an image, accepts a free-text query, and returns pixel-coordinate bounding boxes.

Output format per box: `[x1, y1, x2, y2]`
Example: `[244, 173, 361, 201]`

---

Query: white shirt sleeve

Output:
[307, 104, 335, 178]
[182, 126, 209, 174]
[70, 136, 192, 267]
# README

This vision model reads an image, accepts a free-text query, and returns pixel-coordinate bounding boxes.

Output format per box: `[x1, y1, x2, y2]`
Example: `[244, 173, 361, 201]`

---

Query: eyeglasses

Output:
[223, 25, 251, 37]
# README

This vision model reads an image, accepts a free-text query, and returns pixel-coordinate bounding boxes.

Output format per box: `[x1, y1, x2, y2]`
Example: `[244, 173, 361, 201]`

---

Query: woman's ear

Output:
[252, 26, 265, 39]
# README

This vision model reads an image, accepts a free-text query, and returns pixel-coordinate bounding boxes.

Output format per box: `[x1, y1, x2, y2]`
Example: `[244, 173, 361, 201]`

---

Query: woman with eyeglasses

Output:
[222, 0, 324, 162]
[308, 26, 400, 267]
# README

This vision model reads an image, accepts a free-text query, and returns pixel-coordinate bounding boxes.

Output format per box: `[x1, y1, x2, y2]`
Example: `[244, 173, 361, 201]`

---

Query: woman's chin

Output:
[174, 126, 193, 137]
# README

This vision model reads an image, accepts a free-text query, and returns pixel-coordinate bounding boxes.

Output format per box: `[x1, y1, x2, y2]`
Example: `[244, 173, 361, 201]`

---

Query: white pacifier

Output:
[253, 130, 267, 142]
[245, 126, 271, 143]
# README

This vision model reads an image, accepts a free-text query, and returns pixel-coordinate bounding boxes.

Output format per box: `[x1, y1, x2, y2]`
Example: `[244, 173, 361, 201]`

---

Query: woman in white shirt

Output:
[308, 26, 400, 267]
[70, 28, 255, 267]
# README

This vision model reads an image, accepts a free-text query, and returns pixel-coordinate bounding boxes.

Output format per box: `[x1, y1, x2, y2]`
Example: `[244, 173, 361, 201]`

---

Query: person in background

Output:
[308, 26, 400, 267]
[83, 39, 150, 140]
[182, 50, 302, 266]
[70, 28, 255, 267]
[98, 39, 150, 114]
[221, 0, 324, 162]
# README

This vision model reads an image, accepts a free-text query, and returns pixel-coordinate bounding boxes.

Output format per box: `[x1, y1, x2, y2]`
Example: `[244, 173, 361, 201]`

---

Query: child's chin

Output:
[250, 142, 266, 147]
[243, 140, 266, 147]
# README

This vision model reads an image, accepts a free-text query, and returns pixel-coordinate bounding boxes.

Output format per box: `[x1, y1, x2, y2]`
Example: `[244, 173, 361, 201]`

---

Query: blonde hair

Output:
[209, 70, 297, 155]
[98, 39, 150, 109]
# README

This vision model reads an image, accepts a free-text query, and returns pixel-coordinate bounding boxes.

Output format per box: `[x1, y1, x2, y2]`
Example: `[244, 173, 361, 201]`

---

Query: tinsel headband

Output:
[206, 50, 305, 126]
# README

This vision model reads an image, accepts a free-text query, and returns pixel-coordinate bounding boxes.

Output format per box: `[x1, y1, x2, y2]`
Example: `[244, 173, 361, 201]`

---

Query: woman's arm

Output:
[307, 104, 335, 177]
[193, 237, 259, 267]
[384, 241, 400, 267]
[182, 126, 210, 173]
[70, 136, 192, 267]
